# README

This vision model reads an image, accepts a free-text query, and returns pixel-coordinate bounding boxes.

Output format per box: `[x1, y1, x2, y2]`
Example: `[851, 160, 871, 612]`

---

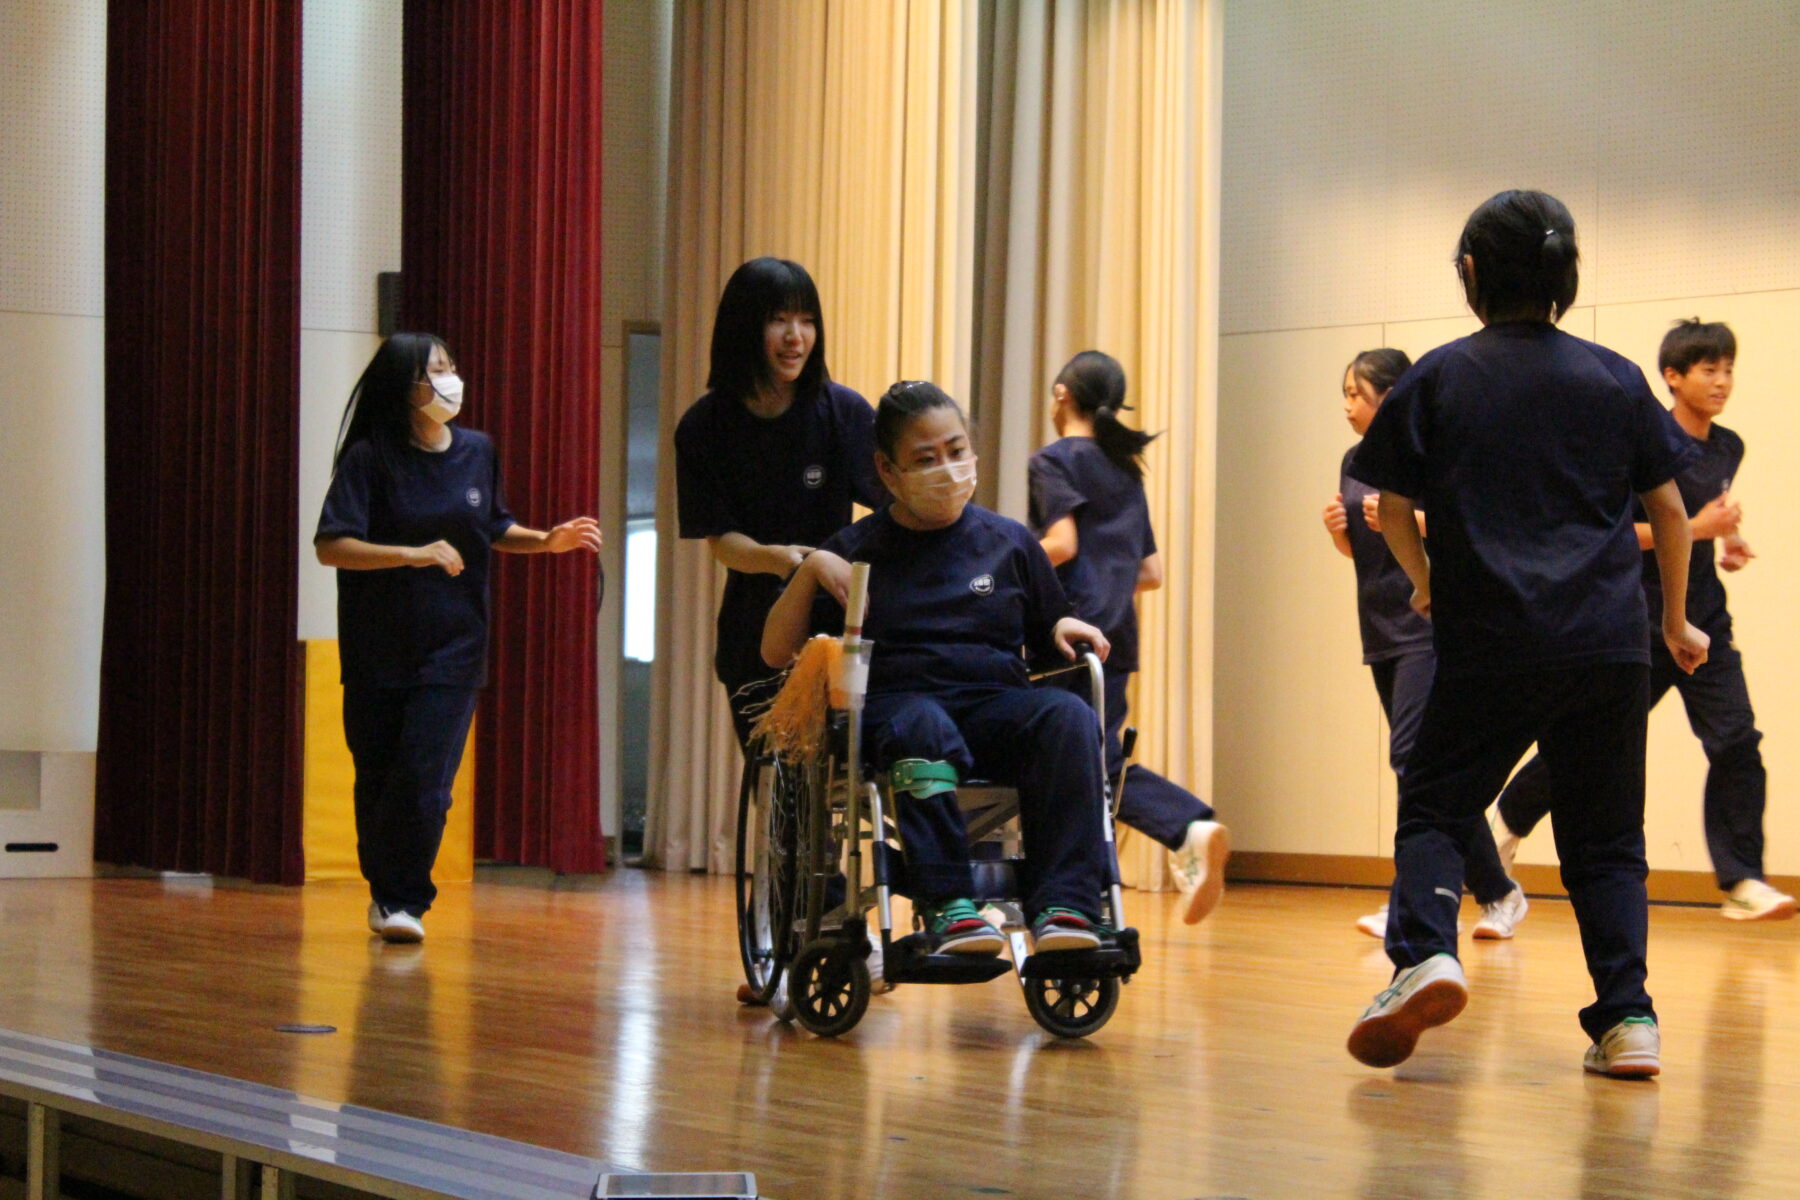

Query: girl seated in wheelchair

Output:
[763, 380, 1113, 957]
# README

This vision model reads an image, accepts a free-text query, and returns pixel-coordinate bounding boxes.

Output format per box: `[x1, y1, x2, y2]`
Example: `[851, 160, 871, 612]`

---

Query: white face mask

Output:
[897, 456, 977, 524]
[417, 373, 464, 424]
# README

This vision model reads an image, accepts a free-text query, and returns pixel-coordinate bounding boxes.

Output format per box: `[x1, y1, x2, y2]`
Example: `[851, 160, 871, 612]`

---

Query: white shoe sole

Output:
[1180, 825, 1232, 925]
[379, 920, 424, 944]
[1721, 897, 1797, 921]
[1355, 911, 1387, 939]
[937, 930, 1005, 956]
[1347, 976, 1468, 1068]
[1585, 1050, 1661, 1078]
[1032, 929, 1102, 953]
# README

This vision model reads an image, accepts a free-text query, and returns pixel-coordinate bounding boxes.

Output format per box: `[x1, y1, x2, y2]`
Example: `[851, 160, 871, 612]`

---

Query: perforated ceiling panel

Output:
[0, 0, 105, 318]
[301, 0, 403, 333]
[1224, 0, 1800, 335]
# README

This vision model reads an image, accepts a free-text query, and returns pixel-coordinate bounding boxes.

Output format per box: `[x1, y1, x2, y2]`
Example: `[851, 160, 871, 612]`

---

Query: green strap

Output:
[888, 758, 958, 800]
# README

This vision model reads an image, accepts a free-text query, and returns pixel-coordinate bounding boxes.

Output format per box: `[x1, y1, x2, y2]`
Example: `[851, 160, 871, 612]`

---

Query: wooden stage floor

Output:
[1, 870, 1796, 1199]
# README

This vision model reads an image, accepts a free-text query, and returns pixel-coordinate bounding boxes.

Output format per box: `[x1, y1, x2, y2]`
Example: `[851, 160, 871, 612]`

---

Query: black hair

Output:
[1345, 348, 1413, 398]
[1054, 350, 1157, 480]
[1454, 190, 1580, 324]
[706, 257, 830, 403]
[1658, 318, 1737, 377]
[333, 331, 452, 472]
[874, 380, 966, 461]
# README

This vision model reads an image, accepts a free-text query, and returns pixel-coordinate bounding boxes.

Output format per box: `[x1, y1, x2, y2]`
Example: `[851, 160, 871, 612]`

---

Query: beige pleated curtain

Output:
[647, 0, 1220, 891]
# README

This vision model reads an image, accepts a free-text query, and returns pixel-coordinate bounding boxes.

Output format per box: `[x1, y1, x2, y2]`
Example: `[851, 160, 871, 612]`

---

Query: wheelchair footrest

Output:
[883, 932, 1015, 985]
[1019, 927, 1141, 981]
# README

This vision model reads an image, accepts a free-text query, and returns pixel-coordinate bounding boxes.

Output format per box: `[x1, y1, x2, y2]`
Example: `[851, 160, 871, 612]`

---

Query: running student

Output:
[1343, 190, 1707, 1079]
[1492, 319, 1794, 922]
[764, 381, 1114, 955]
[1324, 349, 1526, 941]
[1029, 350, 1229, 924]
[315, 333, 602, 944]
[675, 257, 885, 747]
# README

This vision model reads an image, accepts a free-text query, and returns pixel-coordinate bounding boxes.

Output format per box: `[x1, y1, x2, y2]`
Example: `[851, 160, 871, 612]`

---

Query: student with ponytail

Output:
[1028, 351, 1230, 925]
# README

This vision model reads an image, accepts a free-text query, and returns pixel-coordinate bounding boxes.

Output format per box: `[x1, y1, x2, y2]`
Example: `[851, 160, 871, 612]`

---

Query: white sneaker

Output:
[1355, 905, 1388, 939]
[1170, 820, 1231, 924]
[1473, 886, 1529, 940]
[1347, 952, 1468, 1068]
[1721, 878, 1797, 922]
[379, 909, 425, 944]
[1583, 1017, 1660, 1078]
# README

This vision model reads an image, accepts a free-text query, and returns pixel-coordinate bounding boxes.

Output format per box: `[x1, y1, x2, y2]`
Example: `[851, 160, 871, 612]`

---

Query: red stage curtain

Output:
[402, 2, 607, 874]
[97, 1, 304, 884]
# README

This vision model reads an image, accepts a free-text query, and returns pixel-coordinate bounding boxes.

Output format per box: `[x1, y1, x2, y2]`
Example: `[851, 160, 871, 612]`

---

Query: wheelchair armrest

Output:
[1027, 650, 1105, 731]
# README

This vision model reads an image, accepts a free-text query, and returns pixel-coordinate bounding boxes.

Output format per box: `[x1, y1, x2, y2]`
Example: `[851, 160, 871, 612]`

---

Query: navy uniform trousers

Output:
[862, 685, 1109, 921]
[1386, 663, 1654, 1040]
[1496, 637, 1766, 889]
[343, 686, 479, 917]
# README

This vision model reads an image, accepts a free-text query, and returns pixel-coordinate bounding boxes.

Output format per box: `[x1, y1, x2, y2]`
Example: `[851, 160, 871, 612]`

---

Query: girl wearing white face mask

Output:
[763, 382, 1116, 955]
[1029, 351, 1230, 926]
[314, 332, 601, 943]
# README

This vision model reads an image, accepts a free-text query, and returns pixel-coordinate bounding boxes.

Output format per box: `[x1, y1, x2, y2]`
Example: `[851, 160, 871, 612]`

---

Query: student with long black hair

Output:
[675, 257, 885, 747]
[1325, 348, 1525, 941]
[1344, 190, 1706, 1077]
[315, 333, 602, 943]
[1028, 351, 1229, 924]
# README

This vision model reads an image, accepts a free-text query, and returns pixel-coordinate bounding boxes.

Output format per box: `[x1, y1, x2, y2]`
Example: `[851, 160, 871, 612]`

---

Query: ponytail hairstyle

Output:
[1454, 189, 1580, 324]
[1054, 350, 1158, 480]
[1345, 348, 1413, 399]
[874, 379, 966, 461]
[333, 331, 451, 474]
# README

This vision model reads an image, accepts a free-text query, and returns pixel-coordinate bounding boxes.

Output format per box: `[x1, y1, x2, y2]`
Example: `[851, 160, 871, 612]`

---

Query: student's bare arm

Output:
[1375, 492, 1430, 616]
[1039, 517, 1079, 568]
[1136, 552, 1163, 593]
[1322, 494, 1353, 558]
[1633, 493, 1739, 551]
[316, 536, 462, 575]
[761, 550, 852, 668]
[710, 531, 813, 577]
[1639, 480, 1710, 674]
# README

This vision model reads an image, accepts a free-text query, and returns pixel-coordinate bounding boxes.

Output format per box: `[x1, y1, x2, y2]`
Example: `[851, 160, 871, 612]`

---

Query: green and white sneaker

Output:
[1721, 878, 1797, 922]
[1584, 1016, 1660, 1078]
[1171, 820, 1231, 925]
[1347, 952, 1468, 1068]
[918, 898, 1005, 956]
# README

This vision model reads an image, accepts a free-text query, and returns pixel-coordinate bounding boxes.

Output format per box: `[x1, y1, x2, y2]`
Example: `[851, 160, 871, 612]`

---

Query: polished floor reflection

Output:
[0, 872, 1795, 1199]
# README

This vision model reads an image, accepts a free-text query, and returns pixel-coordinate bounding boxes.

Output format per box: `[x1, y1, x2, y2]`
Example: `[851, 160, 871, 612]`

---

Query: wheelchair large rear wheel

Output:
[735, 754, 833, 1011]
[1023, 973, 1120, 1038]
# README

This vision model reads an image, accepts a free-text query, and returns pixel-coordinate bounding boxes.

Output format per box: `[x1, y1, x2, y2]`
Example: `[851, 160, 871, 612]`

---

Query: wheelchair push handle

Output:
[844, 561, 871, 644]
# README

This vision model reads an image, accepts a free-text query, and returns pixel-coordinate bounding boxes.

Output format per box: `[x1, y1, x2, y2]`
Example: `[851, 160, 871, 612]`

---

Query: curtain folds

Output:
[402, 0, 607, 875]
[970, 0, 1220, 888]
[649, 0, 977, 872]
[98, 0, 305, 884]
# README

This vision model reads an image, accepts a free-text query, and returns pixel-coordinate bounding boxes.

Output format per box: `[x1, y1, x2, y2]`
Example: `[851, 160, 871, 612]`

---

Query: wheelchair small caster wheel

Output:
[1024, 974, 1119, 1038]
[789, 938, 871, 1037]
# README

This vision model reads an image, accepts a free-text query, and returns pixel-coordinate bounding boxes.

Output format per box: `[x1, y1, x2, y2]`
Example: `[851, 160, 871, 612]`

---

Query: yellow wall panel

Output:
[302, 641, 475, 885]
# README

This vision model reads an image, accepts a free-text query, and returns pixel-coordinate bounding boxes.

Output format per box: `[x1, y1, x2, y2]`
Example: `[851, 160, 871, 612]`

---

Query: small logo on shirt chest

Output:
[466, 488, 482, 507]
[803, 464, 825, 489]
[970, 574, 995, 596]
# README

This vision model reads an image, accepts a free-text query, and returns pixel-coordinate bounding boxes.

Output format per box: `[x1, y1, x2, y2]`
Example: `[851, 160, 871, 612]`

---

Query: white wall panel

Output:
[297, 0, 403, 639]
[0, 0, 105, 319]
[1216, 326, 1387, 855]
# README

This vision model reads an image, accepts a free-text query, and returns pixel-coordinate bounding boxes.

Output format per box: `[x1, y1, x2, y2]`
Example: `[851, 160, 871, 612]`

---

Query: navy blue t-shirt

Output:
[1636, 422, 1742, 638]
[315, 428, 517, 689]
[1350, 322, 1697, 679]
[1339, 446, 1434, 664]
[1027, 438, 1157, 674]
[814, 505, 1073, 699]
[674, 381, 884, 685]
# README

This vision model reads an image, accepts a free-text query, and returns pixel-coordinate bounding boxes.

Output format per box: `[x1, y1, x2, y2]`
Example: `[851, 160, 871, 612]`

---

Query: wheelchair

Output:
[734, 637, 1141, 1039]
